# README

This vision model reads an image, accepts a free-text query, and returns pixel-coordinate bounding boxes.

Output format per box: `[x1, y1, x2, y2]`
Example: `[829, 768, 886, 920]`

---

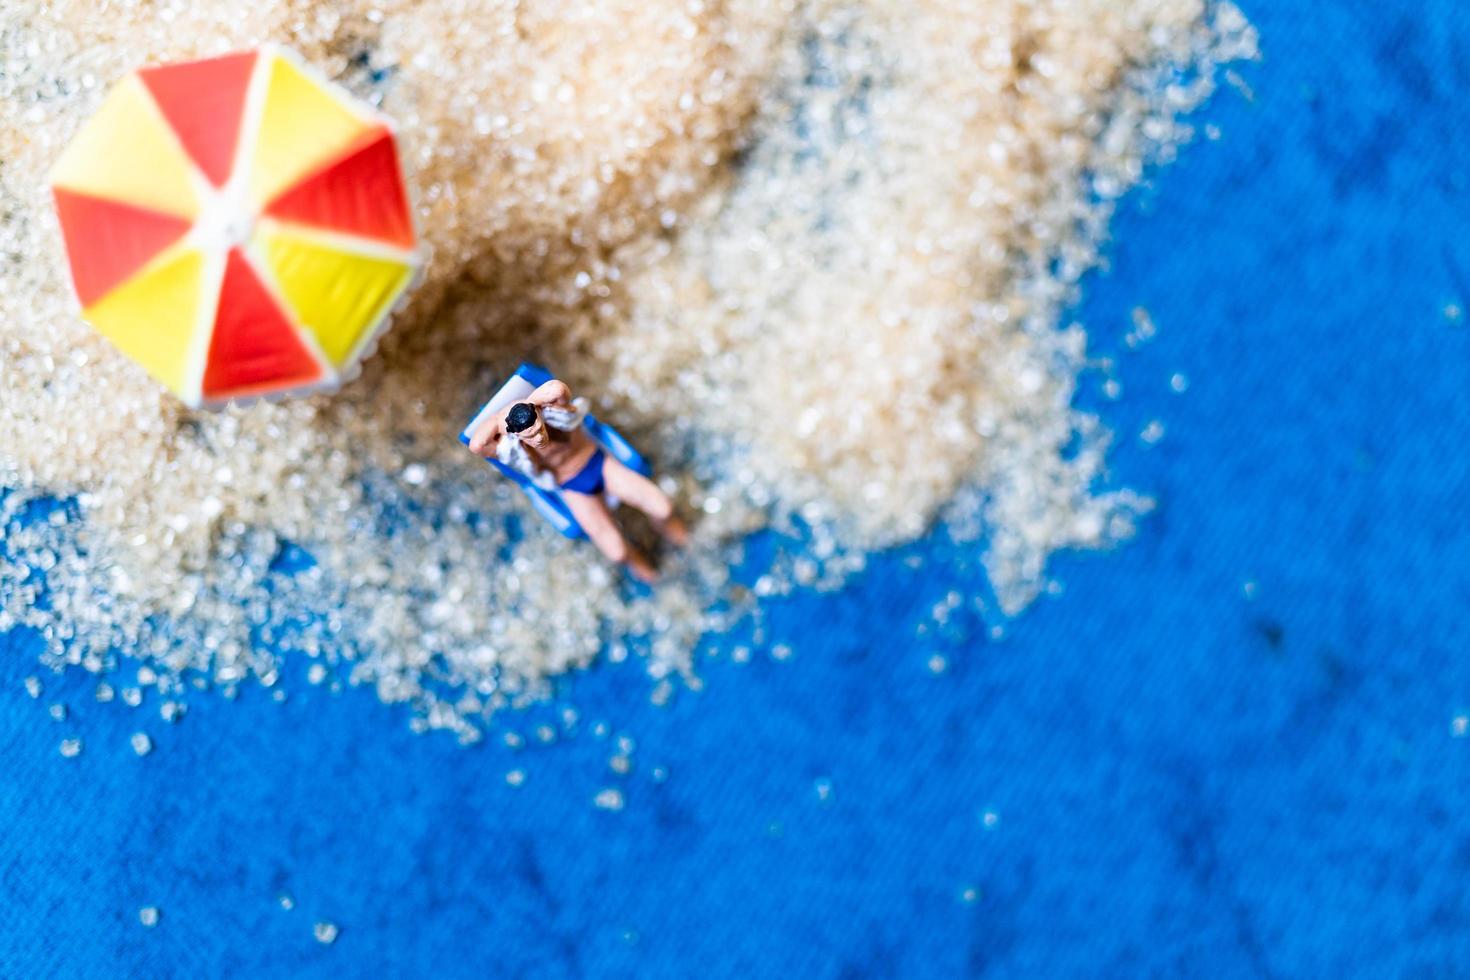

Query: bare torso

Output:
[518, 421, 598, 484]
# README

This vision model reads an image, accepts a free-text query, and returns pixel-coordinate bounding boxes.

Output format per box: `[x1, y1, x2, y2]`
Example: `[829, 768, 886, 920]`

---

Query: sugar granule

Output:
[0, 1, 1255, 738]
[594, 787, 626, 811]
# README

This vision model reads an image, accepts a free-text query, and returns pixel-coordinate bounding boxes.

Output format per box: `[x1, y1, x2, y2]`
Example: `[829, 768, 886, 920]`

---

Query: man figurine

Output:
[467, 377, 687, 582]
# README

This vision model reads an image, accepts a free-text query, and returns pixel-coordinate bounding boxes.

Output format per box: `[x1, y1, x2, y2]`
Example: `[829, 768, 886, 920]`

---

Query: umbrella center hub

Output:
[194, 188, 256, 253]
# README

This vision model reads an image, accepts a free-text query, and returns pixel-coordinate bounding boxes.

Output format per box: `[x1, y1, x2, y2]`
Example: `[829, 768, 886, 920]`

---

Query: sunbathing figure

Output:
[466, 375, 687, 582]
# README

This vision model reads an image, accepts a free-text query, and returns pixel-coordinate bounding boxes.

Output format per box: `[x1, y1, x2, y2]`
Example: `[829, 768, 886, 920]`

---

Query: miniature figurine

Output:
[461, 364, 686, 582]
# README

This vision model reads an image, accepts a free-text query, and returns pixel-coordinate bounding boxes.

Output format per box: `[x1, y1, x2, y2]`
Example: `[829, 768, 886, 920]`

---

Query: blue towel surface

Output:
[5, 1, 1470, 976]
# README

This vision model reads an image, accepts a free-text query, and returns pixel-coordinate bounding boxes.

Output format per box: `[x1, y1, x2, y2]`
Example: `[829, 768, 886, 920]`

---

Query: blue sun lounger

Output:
[458, 362, 652, 539]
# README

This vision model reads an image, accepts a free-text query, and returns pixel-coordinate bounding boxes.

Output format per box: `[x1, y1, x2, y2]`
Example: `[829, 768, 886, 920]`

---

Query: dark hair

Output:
[505, 402, 538, 434]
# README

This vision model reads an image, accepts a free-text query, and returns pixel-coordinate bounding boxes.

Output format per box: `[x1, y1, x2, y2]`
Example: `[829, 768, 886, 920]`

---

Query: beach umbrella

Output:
[48, 44, 422, 408]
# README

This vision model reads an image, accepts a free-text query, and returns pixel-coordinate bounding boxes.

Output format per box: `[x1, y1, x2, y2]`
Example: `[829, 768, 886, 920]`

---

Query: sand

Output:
[0, 0, 1255, 740]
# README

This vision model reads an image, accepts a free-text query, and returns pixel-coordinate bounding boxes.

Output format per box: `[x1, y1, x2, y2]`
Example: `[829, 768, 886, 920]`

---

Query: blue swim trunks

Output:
[559, 449, 606, 495]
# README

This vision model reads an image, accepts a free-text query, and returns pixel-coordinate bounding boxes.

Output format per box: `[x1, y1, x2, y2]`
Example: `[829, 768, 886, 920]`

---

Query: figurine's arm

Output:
[528, 379, 572, 409]
[467, 412, 506, 456]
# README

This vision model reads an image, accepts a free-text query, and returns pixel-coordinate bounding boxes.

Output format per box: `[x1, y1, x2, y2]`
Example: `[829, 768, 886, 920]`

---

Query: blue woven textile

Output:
[5, 1, 1470, 975]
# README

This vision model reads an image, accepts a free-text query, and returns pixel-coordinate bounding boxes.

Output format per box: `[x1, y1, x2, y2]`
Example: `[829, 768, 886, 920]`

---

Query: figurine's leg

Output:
[561, 490, 658, 583]
[601, 455, 688, 546]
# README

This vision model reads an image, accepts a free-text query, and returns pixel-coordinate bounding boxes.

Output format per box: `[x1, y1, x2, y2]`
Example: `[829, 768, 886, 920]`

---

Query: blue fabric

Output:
[5, 1, 1470, 975]
[559, 449, 606, 496]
